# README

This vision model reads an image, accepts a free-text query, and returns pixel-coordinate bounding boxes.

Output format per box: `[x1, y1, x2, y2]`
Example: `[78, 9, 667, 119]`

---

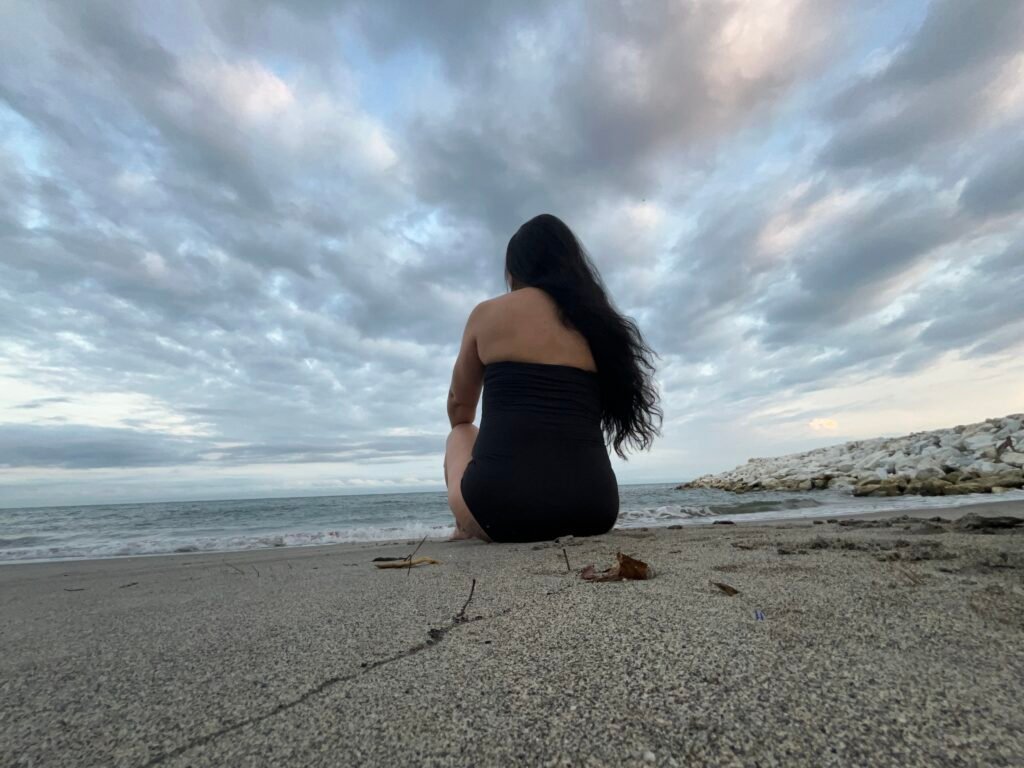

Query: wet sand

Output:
[2, 503, 1023, 766]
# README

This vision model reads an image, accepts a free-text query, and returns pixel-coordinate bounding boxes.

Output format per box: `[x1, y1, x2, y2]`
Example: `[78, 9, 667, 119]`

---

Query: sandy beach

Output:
[3, 501, 1023, 767]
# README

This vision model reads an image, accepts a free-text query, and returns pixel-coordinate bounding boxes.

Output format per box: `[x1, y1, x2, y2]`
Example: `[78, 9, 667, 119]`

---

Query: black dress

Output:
[459, 360, 619, 542]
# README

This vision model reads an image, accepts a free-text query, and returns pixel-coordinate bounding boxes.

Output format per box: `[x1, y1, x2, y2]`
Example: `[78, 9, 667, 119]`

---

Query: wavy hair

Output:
[505, 213, 662, 458]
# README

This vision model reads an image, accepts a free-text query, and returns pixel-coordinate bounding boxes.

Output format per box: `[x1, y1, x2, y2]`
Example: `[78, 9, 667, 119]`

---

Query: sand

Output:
[2, 502, 1023, 767]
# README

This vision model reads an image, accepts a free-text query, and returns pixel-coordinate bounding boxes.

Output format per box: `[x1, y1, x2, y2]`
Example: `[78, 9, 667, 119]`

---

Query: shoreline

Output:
[4, 494, 1024, 568]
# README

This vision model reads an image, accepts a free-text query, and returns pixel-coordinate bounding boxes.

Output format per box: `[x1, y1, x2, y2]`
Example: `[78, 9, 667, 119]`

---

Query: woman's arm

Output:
[447, 304, 486, 427]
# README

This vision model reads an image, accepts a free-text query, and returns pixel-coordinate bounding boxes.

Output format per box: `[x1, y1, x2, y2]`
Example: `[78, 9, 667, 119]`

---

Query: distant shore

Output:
[3, 500, 1022, 766]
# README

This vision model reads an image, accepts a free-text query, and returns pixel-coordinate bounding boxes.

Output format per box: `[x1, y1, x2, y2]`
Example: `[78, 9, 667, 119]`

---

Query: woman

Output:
[443, 213, 661, 543]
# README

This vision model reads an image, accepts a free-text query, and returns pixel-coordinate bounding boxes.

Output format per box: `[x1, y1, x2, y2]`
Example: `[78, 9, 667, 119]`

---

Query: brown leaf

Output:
[616, 552, 654, 579]
[580, 552, 655, 581]
[711, 580, 739, 596]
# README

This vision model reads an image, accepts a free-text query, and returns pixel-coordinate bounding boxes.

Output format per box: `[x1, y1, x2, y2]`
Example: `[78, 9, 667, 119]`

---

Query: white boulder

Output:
[1001, 451, 1024, 468]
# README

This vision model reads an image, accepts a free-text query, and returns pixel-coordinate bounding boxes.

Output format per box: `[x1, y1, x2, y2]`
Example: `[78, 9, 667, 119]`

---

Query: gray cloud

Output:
[821, 0, 1024, 170]
[1, 0, 1022, 503]
[0, 424, 202, 469]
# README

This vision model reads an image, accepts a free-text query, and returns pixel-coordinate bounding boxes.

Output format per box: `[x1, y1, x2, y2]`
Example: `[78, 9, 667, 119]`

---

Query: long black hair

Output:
[505, 213, 662, 459]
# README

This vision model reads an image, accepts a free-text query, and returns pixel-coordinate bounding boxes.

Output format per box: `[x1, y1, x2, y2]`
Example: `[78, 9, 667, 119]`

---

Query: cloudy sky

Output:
[2, 0, 1023, 508]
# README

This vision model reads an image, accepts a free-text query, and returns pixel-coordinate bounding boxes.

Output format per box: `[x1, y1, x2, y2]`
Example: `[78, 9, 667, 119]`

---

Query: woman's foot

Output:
[447, 525, 473, 541]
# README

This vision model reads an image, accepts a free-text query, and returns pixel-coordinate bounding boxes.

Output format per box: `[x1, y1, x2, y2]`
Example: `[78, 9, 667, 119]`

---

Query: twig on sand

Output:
[562, 547, 571, 573]
[119, 582, 139, 589]
[896, 564, 924, 586]
[406, 535, 427, 577]
[375, 557, 440, 569]
[252, 565, 260, 578]
[226, 563, 245, 575]
[456, 578, 477, 622]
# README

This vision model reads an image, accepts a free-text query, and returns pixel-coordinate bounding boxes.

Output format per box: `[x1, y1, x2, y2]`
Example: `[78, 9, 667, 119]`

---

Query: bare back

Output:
[476, 287, 597, 372]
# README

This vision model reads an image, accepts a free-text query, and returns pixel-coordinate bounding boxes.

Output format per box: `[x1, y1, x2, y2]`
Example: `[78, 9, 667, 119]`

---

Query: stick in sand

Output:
[456, 578, 477, 622]
[406, 535, 427, 577]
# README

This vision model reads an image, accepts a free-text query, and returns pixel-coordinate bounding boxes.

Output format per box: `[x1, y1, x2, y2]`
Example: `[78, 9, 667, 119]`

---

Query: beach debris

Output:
[712, 520, 735, 525]
[455, 578, 477, 622]
[63, 587, 85, 592]
[953, 513, 1024, 533]
[580, 552, 654, 581]
[372, 535, 432, 574]
[118, 582, 139, 589]
[710, 580, 740, 596]
[895, 565, 926, 586]
[754, 609, 766, 621]
[374, 556, 441, 569]
[731, 542, 757, 550]
[562, 547, 571, 573]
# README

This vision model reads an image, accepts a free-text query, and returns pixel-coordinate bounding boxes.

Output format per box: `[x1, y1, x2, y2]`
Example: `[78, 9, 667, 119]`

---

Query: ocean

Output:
[2, 483, 1022, 563]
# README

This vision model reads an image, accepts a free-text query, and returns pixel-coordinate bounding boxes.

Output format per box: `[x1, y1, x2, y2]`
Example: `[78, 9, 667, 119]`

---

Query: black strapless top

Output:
[477, 361, 605, 441]
[459, 361, 619, 542]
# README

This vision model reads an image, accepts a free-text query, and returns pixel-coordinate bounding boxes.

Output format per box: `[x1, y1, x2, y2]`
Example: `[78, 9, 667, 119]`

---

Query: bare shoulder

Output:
[491, 286, 556, 313]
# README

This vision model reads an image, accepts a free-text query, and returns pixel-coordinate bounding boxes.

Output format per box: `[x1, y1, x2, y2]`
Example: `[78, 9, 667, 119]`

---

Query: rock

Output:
[964, 434, 997, 451]
[1000, 451, 1024, 468]
[953, 514, 1024, 532]
[942, 482, 989, 495]
[991, 486, 1014, 494]
[997, 418, 1022, 436]
[913, 462, 945, 481]
[678, 413, 1024, 497]
[852, 483, 880, 497]
[973, 469, 1023, 489]
[918, 478, 951, 496]
[862, 479, 904, 497]
[939, 433, 965, 448]
[967, 460, 1002, 475]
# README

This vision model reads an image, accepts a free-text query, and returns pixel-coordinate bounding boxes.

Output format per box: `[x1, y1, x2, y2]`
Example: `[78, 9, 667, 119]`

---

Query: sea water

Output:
[2, 483, 1022, 563]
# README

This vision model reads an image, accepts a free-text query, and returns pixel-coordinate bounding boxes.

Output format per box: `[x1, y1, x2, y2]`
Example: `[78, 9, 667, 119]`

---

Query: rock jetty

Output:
[678, 414, 1024, 497]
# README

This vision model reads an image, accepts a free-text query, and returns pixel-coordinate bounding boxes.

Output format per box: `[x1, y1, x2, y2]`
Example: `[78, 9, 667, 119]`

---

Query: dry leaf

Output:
[711, 580, 739, 596]
[374, 557, 441, 569]
[580, 552, 655, 581]
[616, 552, 652, 579]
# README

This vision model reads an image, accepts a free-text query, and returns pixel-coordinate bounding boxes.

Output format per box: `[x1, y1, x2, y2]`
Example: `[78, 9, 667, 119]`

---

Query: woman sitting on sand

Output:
[443, 213, 662, 543]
